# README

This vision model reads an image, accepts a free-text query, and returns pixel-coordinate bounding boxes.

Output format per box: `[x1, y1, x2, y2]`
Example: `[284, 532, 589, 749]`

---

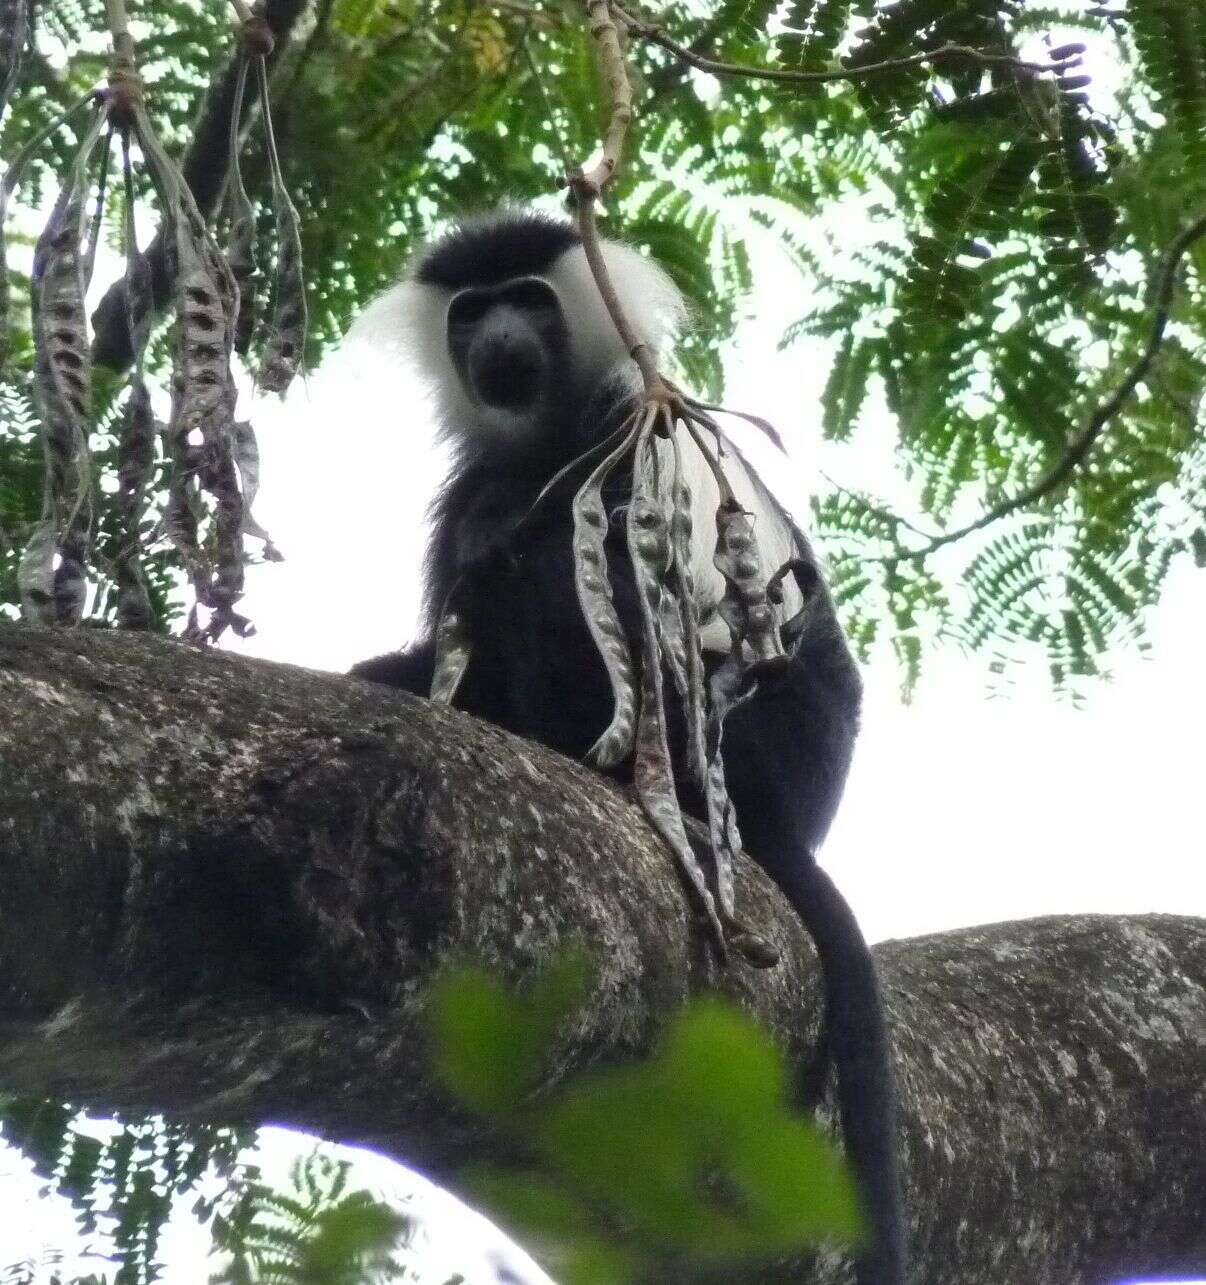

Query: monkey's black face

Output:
[447, 277, 568, 416]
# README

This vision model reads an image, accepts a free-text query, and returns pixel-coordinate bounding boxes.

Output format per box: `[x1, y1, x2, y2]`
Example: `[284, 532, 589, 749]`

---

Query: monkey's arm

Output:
[349, 642, 436, 695]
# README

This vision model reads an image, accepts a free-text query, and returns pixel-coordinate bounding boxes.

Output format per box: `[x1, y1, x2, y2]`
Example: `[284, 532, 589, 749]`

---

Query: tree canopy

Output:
[1, 0, 1203, 692]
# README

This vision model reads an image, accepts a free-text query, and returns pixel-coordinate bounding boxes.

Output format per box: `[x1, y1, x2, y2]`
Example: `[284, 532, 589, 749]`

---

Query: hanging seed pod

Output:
[254, 59, 306, 393]
[663, 424, 742, 930]
[112, 129, 155, 631]
[114, 380, 155, 630]
[206, 431, 253, 637]
[664, 421, 709, 785]
[231, 419, 281, 558]
[0, 0, 29, 124]
[572, 413, 642, 768]
[162, 466, 202, 572]
[627, 421, 727, 957]
[225, 59, 259, 355]
[674, 412, 781, 966]
[27, 108, 111, 625]
[134, 98, 249, 640]
[82, 124, 115, 286]
[713, 503, 783, 664]
[655, 579, 691, 699]
[0, 91, 97, 369]
[17, 521, 56, 620]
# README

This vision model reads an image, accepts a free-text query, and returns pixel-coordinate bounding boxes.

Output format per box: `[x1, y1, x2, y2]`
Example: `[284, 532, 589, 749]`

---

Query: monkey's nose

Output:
[469, 334, 544, 409]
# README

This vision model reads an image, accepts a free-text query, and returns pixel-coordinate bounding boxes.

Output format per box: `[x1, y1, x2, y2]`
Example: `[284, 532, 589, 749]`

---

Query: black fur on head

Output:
[414, 210, 582, 291]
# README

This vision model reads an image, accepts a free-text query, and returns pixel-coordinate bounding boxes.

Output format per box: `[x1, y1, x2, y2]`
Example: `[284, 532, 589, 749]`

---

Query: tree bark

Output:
[0, 622, 1202, 1284]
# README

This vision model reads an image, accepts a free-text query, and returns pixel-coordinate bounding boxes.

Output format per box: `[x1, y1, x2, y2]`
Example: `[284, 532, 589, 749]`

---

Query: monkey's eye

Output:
[498, 278, 558, 313]
[448, 290, 492, 331]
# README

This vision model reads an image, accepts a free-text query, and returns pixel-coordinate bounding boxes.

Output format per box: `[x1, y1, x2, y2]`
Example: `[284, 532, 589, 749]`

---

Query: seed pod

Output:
[0, 90, 97, 368]
[627, 423, 726, 957]
[714, 503, 783, 664]
[255, 59, 306, 393]
[572, 415, 642, 768]
[665, 422, 709, 789]
[231, 418, 280, 558]
[17, 521, 55, 623]
[110, 129, 156, 631]
[135, 98, 249, 640]
[430, 595, 472, 705]
[225, 60, 259, 356]
[27, 108, 110, 625]
[114, 379, 155, 631]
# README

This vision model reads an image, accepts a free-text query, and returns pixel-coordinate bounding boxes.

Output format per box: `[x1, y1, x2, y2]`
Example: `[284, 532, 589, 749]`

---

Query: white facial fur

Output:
[347, 233, 685, 444]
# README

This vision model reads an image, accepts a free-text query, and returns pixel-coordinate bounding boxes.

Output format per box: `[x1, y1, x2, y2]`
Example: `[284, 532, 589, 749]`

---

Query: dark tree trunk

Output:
[0, 622, 1202, 1284]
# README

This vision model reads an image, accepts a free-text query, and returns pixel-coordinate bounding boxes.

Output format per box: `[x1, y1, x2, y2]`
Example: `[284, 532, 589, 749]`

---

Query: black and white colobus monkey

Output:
[350, 210, 905, 1285]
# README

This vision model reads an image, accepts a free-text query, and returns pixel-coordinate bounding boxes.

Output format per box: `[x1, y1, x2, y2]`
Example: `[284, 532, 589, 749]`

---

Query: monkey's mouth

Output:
[469, 336, 546, 411]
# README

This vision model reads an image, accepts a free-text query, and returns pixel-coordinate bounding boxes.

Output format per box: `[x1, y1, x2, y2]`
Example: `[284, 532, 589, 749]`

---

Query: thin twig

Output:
[520, 28, 574, 177]
[895, 209, 1206, 561]
[613, 2, 1072, 88]
[575, 195, 668, 397]
[568, 0, 670, 399]
[577, 0, 633, 193]
[103, 0, 135, 69]
[818, 470, 938, 543]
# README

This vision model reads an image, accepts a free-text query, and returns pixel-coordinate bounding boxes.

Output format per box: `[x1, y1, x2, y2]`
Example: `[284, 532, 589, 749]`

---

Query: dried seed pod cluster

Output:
[428, 390, 804, 965]
[0, 1, 305, 638]
[571, 425, 641, 768]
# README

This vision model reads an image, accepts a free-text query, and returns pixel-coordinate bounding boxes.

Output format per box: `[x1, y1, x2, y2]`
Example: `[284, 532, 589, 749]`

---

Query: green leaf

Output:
[428, 956, 587, 1116]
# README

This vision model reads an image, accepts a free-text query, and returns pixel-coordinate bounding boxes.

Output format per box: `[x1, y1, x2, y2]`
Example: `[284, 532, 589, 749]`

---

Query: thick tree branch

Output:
[89, 0, 310, 372]
[0, 622, 1202, 1284]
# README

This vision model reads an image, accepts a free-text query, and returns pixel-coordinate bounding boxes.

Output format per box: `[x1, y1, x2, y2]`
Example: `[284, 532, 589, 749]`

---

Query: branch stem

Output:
[613, 4, 1069, 87]
[896, 209, 1206, 561]
[578, 0, 633, 193]
[104, 0, 136, 69]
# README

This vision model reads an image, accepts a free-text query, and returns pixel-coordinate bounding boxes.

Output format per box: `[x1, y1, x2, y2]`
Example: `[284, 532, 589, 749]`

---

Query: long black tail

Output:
[777, 857, 906, 1285]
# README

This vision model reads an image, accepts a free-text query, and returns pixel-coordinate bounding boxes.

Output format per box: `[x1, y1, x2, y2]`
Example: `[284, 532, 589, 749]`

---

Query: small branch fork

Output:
[568, 0, 1085, 417]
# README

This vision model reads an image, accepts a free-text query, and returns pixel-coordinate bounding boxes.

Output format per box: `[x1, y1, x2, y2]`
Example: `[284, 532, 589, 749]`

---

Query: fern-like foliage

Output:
[0, 1099, 256, 1285]
[209, 1150, 415, 1285]
[1, 0, 1203, 676]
